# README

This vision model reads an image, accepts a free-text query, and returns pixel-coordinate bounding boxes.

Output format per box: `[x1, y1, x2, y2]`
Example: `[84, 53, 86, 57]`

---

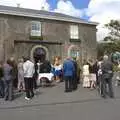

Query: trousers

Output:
[64, 76, 73, 91]
[24, 77, 34, 98]
[101, 77, 114, 98]
[4, 80, 13, 100]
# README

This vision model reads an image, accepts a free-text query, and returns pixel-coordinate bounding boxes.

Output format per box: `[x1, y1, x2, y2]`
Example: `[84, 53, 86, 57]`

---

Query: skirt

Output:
[83, 75, 90, 87]
[89, 73, 96, 82]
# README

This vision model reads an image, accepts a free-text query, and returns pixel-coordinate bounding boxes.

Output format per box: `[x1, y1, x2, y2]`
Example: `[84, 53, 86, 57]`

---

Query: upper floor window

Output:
[31, 21, 41, 36]
[70, 25, 79, 39]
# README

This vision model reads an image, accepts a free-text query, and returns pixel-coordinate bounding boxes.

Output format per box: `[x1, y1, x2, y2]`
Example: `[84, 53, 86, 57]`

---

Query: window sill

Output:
[29, 36, 43, 40]
[70, 38, 81, 42]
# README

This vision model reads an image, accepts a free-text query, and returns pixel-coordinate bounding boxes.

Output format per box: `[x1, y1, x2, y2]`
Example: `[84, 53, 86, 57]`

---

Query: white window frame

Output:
[31, 21, 41, 36]
[70, 25, 79, 39]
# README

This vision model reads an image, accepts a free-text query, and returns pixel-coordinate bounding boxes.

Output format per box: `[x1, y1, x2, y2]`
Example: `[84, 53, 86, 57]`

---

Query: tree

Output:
[97, 41, 120, 58]
[104, 36, 113, 41]
[105, 20, 120, 40]
[97, 19, 120, 58]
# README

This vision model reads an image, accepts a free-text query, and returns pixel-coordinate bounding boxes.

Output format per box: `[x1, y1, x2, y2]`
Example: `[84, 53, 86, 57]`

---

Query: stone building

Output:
[0, 5, 98, 63]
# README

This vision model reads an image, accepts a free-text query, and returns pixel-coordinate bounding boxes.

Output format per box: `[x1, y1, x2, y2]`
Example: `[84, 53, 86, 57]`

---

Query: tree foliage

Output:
[97, 41, 120, 58]
[105, 20, 120, 40]
[97, 20, 120, 58]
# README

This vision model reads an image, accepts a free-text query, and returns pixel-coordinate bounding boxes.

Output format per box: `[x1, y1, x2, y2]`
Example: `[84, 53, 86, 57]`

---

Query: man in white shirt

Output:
[23, 57, 35, 100]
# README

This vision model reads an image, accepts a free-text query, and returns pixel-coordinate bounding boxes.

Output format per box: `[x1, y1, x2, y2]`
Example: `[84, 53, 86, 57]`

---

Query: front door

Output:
[33, 47, 46, 62]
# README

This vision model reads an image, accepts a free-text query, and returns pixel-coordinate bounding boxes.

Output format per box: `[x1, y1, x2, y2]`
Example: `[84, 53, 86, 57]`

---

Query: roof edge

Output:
[0, 5, 98, 26]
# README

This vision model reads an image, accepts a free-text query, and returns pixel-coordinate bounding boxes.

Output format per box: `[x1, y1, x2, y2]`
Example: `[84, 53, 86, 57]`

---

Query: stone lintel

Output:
[14, 40, 63, 45]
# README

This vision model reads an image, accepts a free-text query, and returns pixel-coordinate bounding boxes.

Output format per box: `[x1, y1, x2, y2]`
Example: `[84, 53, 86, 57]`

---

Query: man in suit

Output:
[101, 55, 114, 98]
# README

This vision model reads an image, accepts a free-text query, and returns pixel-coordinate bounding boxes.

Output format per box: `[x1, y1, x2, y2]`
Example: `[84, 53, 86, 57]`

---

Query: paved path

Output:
[0, 81, 120, 120]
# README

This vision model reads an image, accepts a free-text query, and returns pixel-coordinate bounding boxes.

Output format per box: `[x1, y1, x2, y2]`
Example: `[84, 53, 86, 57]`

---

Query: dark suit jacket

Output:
[101, 60, 113, 79]
[3, 63, 13, 81]
[0, 67, 3, 79]
[39, 60, 51, 73]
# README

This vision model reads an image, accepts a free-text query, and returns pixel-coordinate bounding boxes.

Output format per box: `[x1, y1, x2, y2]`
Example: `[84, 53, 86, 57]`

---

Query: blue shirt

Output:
[63, 59, 75, 77]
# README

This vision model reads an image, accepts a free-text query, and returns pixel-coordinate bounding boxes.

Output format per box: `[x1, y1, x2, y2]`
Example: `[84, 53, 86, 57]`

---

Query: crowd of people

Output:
[0, 54, 116, 101]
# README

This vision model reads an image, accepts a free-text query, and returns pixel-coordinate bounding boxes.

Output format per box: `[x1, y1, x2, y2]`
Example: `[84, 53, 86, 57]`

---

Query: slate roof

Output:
[0, 5, 98, 26]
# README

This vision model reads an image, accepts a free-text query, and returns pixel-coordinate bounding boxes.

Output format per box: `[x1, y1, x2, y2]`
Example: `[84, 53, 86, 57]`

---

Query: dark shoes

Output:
[110, 95, 114, 98]
[5, 98, 8, 101]
[0, 96, 4, 98]
[31, 94, 34, 98]
[5, 98, 13, 101]
[64, 89, 72, 93]
[101, 94, 106, 98]
[101, 94, 114, 99]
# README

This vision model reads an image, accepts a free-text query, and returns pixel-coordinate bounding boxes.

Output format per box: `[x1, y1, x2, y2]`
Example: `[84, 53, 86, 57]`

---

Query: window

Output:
[71, 50, 79, 58]
[31, 21, 41, 36]
[70, 25, 79, 39]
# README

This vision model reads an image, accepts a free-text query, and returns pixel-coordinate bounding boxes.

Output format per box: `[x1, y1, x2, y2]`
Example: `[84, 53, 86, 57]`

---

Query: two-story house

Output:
[0, 5, 98, 63]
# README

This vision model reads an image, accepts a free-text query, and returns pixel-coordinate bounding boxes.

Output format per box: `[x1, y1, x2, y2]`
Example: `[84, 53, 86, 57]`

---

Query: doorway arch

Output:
[30, 45, 49, 61]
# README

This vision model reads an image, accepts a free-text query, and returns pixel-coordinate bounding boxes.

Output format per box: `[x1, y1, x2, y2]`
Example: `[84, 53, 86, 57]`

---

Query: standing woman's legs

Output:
[90, 74, 96, 89]
[56, 76, 60, 82]
[21, 81, 25, 90]
[17, 80, 21, 90]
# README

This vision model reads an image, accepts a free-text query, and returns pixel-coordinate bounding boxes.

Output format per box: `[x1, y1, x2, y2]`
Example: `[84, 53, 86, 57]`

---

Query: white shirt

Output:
[23, 60, 35, 78]
[37, 62, 40, 74]
[54, 64, 62, 71]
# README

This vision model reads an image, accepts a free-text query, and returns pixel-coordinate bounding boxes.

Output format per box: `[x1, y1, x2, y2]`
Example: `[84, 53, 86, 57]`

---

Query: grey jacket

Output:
[3, 63, 13, 81]
[101, 60, 113, 79]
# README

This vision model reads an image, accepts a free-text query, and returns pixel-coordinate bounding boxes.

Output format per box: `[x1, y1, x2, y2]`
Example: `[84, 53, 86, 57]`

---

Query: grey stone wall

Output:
[0, 14, 97, 63]
[79, 24, 97, 62]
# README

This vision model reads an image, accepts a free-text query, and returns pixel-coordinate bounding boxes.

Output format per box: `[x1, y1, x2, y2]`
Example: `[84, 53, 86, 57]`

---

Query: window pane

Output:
[70, 25, 79, 39]
[31, 21, 41, 36]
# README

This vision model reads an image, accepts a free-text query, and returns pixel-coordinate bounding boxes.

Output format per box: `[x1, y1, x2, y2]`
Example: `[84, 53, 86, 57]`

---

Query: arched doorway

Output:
[31, 45, 49, 62]
[33, 47, 46, 62]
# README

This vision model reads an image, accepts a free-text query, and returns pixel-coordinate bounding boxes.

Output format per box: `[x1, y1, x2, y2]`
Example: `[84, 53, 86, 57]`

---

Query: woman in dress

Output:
[17, 58, 25, 91]
[52, 56, 62, 83]
[82, 61, 90, 88]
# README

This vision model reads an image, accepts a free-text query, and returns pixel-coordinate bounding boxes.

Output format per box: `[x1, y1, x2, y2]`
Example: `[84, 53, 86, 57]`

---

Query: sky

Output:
[0, 0, 120, 41]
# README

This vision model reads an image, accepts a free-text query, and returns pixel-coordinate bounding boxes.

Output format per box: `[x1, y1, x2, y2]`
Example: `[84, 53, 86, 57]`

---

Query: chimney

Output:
[41, 6, 45, 10]
[17, 3, 20, 8]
